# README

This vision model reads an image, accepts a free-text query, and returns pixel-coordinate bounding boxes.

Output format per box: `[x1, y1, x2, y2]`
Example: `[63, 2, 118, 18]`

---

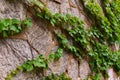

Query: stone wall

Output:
[0, 0, 119, 80]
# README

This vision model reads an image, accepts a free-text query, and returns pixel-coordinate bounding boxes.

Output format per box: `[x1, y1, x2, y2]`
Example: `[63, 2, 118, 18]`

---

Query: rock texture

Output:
[0, 0, 119, 80]
[79, 60, 91, 80]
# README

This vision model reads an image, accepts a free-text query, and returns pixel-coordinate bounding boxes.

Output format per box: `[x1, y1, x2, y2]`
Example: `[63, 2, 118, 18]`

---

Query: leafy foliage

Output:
[83, 0, 120, 78]
[22, 54, 48, 72]
[6, 47, 64, 80]
[0, 18, 32, 37]
[110, 0, 120, 22]
[5, 0, 120, 80]
[49, 48, 63, 60]
[55, 32, 82, 58]
[27, 0, 120, 79]
[83, 0, 113, 43]
[5, 54, 48, 80]
[89, 73, 102, 80]
[101, 0, 120, 44]
[43, 73, 71, 80]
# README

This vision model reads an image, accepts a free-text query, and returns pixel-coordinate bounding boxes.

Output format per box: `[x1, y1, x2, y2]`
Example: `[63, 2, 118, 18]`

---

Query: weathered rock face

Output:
[0, 0, 119, 80]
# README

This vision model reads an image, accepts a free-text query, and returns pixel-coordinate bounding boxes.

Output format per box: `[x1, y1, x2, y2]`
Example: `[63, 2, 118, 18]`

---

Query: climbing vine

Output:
[6, 54, 48, 80]
[43, 73, 71, 80]
[101, 0, 120, 44]
[82, 0, 120, 78]
[110, 0, 120, 23]
[5, 48, 64, 80]
[5, 0, 120, 80]
[0, 18, 32, 37]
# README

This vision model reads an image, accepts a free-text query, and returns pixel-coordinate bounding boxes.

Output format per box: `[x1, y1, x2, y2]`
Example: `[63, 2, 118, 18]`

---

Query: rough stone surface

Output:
[0, 39, 38, 80]
[0, 0, 53, 79]
[0, 0, 119, 80]
[79, 60, 91, 80]
[46, 52, 69, 75]
[47, 0, 60, 13]
[46, 53, 78, 80]
[25, 19, 53, 55]
[0, 0, 26, 19]
[67, 55, 79, 80]
[108, 68, 118, 80]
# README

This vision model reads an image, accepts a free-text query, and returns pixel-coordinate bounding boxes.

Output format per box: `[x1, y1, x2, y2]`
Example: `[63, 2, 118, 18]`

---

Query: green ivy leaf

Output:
[50, 18, 56, 26]
[10, 26, 18, 32]
[3, 31, 8, 37]
[22, 62, 33, 72]
[22, 19, 32, 27]
[49, 53, 55, 61]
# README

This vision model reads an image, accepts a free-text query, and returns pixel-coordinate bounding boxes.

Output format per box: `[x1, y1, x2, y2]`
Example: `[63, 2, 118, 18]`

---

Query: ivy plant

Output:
[27, 0, 120, 79]
[0, 18, 32, 37]
[5, 0, 120, 80]
[6, 47, 64, 80]
[101, 0, 120, 44]
[43, 73, 71, 80]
